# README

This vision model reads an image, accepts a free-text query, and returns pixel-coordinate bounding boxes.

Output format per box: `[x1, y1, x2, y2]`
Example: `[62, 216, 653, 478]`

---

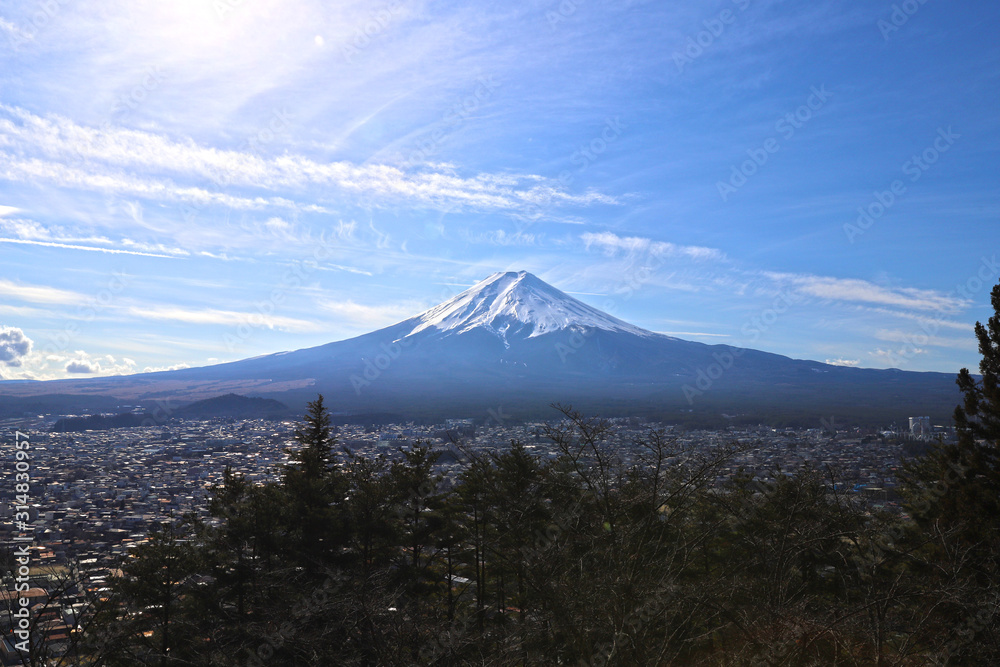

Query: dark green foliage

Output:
[903, 277, 1000, 542]
[896, 281, 1000, 664]
[86, 394, 1000, 666]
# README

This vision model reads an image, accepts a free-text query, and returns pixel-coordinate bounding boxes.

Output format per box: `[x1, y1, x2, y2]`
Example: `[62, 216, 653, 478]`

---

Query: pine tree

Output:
[287, 394, 335, 480]
[105, 520, 202, 666]
[282, 394, 349, 572]
[903, 280, 1000, 556]
[897, 278, 1000, 667]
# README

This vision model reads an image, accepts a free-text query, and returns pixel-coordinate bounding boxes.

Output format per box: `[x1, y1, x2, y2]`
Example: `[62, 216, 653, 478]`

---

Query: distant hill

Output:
[174, 393, 290, 419]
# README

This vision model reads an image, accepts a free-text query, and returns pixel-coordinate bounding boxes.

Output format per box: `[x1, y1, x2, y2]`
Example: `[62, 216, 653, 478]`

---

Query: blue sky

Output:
[0, 0, 997, 380]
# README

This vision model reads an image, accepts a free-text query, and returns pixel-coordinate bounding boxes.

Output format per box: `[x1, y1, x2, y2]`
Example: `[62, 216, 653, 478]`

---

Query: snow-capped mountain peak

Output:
[402, 271, 654, 344]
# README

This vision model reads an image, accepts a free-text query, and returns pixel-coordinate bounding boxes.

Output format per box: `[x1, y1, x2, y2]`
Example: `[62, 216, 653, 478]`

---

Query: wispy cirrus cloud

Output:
[0, 150, 327, 213]
[764, 272, 965, 313]
[859, 306, 973, 331]
[581, 231, 725, 262]
[0, 216, 187, 258]
[313, 264, 374, 276]
[127, 305, 321, 333]
[0, 105, 615, 216]
[463, 229, 539, 246]
[0, 236, 180, 258]
[874, 328, 977, 350]
[317, 299, 424, 328]
[0, 278, 85, 305]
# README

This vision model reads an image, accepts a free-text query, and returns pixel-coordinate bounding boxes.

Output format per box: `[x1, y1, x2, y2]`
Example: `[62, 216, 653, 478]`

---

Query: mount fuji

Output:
[0, 271, 963, 424]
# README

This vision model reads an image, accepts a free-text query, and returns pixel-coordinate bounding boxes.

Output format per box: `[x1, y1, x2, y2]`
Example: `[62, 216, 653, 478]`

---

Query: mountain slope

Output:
[401, 270, 656, 343]
[0, 271, 963, 423]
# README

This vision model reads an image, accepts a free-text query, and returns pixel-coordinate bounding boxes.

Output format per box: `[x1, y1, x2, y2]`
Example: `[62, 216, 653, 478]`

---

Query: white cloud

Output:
[0, 150, 325, 214]
[142, 362, 191, 373]
[0, 305, 48, 318]
[765, 272, 965, 313]
[65, 359, 100, 374]
[464, 229, 539, 246]
[128, 306, 321, 332]
[874, 329, 978, 350]
[317, 299, 422, 327]
[0, 236, 180, 258]
[264, 217, 292, 234]
[0, 205, 19, 217]
[119, 239, 190, 256]
[581, 232, 725, 262]
[825, 358, 860, 367]
[860, 306, 972, 331]
[0, 279, 84, 305]
[0, 326, 33, 367]
[0, 106, 614, 216]
[0, 217, 117, 246]
[870, 347, 927, 366]
[64, 351, 136, 375]
[313, 264, 374, 276]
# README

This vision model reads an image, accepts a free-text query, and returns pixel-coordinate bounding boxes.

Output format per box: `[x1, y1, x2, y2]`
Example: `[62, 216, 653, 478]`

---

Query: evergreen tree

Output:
[899, 279, 1000, 663]
[286, 394, 335, 481]
[903, 280, 1000, 557]
[103, 520, 201, 666]
[282, 395, 349, 571]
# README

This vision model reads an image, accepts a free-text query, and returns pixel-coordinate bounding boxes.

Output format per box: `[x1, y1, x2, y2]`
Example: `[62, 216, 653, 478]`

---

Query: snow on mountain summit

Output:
[401, 271, 655, 344]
